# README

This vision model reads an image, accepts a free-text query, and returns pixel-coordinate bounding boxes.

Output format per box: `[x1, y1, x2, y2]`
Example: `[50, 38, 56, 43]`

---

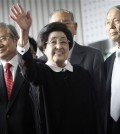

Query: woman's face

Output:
[44, 31, 70, 67]
[105, 8, 120, 43]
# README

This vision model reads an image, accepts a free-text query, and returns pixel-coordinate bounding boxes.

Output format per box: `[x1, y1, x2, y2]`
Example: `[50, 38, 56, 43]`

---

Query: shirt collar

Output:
[1, 54, 18, 69]
[46, 60, 73, 72]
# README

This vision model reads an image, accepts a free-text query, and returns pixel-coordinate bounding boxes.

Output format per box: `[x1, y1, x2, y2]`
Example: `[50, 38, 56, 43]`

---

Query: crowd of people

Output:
[0, 3, 120, 134]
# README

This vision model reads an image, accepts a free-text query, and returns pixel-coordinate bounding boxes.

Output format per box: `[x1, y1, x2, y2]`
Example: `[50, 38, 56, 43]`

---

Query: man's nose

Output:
[109, 21, 116, 29]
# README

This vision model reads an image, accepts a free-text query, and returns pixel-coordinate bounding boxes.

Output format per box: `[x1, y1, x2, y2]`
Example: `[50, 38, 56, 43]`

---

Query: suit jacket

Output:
[71, 42, 107, 134]
[39, 42, 106, 134]
[0, 65, 36, 134]
[105, 52, 120, 134]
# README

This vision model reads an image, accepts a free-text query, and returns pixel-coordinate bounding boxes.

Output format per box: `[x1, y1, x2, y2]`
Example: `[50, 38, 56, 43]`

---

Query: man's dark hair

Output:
[115, 5, 120, 10]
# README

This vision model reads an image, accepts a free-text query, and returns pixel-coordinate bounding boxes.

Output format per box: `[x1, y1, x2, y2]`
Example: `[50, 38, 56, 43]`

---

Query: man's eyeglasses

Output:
[0, 36, 12, 43]
[46, 39, 70, 46]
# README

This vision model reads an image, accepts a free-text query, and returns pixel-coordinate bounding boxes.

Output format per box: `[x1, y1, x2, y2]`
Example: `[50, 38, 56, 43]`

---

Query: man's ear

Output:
[74, 22, 78, 29]
[42, 47, 46, 55]
[15, 36, 19, 42]
[74, 22, 78, 35]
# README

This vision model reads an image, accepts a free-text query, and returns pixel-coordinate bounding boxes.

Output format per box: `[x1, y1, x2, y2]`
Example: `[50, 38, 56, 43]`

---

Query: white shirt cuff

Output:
[17, 41, 30, 55]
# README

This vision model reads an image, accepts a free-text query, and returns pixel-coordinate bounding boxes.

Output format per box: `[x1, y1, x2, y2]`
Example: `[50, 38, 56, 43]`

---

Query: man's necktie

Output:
[4, 63, 13, 98]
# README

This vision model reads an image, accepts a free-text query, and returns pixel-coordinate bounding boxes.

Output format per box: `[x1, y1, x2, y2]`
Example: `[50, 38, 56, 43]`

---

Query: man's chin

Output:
[0, 53, 5, 58]
[110, 36, 120, 42]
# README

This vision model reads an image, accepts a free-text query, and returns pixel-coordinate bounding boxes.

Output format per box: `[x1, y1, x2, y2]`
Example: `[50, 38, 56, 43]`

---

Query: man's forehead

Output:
[107, 8, 120, 18]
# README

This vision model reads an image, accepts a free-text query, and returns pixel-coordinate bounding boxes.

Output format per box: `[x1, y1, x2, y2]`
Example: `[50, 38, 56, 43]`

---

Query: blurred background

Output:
[0, 0, 119, 59]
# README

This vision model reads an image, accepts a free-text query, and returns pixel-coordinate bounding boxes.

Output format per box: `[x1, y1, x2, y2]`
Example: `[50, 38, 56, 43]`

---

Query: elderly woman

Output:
[10, 4, 99, 134]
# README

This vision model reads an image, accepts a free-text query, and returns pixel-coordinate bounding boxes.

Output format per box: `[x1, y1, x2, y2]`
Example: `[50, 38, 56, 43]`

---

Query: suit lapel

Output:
[106, 53, 116, 93]
[70, 42, 85, 65]
[7, 67, 25, 112]
[0, 65, 8, 102]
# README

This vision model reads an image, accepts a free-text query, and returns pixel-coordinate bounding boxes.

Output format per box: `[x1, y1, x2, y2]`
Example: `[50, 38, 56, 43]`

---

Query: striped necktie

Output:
[4, 63, 13, 98]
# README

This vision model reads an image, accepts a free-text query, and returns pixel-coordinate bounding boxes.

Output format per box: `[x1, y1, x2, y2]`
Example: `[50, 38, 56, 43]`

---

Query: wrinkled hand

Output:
[10, 3, 32, 31]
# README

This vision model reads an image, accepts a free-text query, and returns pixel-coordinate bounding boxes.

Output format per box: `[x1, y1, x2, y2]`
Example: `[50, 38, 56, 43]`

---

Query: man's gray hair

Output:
[0, 22, 19, 38]
[49, 9, 75, 22]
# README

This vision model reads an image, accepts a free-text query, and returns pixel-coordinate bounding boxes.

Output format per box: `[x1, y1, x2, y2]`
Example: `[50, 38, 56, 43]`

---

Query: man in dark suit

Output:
[0, 23, 36, 134]
[38, 9, 107, 134]
[105, 5, 120, 134]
